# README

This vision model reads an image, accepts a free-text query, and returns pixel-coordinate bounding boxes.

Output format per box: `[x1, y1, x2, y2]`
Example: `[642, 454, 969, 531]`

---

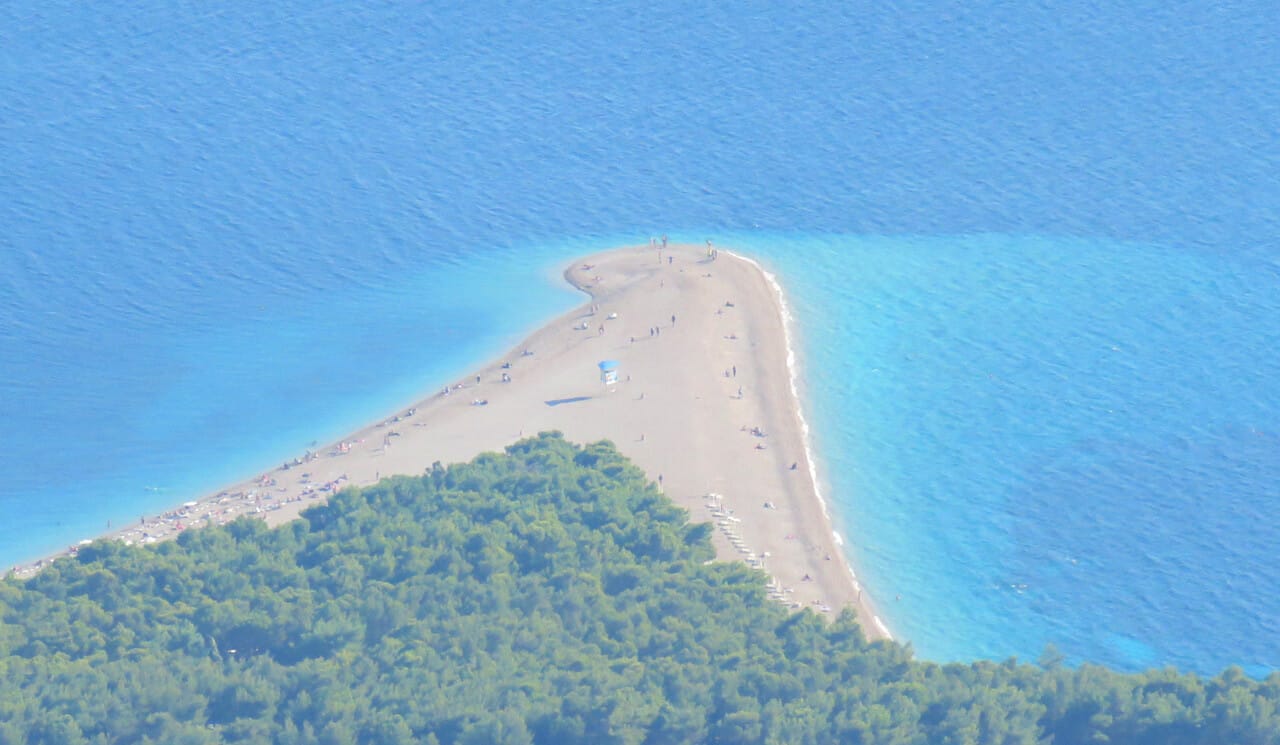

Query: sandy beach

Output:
[14, 243, 890, 641]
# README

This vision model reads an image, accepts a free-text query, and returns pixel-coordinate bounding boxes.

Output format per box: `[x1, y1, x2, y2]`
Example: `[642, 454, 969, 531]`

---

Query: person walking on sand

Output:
[671, 314, 676, 326]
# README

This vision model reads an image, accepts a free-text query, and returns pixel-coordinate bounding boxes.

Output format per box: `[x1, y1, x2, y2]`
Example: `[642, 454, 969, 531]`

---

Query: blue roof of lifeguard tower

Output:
[598, 360, 619, 371]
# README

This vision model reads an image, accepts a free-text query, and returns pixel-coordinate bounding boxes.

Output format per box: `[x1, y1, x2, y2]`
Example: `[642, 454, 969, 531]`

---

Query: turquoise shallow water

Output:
[3, 1, 1279, 676]
[737, 234, 1280, 675]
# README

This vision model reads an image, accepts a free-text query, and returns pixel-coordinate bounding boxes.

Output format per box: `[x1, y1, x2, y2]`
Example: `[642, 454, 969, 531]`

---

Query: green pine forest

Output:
[2, 433, 1278, 744]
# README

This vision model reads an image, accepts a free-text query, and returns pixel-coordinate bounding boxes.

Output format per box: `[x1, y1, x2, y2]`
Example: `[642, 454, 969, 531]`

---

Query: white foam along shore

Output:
[727, 249, 894, 641]
[12, 243, 892, 641]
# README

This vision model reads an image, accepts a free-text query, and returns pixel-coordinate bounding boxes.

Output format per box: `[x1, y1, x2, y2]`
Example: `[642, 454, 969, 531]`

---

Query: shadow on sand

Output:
[544, 396, 592, 407]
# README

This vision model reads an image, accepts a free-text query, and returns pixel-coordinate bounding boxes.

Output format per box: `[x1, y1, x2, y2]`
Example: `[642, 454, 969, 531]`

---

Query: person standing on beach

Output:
[671, 314, 676, 326]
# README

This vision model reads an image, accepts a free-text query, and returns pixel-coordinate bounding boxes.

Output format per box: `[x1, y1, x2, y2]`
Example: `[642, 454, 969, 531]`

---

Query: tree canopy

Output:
[2, 432, 1278, 744]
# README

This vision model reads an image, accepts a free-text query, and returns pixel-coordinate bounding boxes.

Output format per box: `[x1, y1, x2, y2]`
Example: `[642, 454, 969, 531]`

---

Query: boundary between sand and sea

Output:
[726, 249, 893, 641]
[10, 243, 895, 643]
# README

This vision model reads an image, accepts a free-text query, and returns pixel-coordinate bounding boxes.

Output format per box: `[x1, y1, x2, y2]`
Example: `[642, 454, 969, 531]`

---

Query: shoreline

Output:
[9, 243, 890, 641]
[737, 249, 893, 641]
[4, 264, 587, 573]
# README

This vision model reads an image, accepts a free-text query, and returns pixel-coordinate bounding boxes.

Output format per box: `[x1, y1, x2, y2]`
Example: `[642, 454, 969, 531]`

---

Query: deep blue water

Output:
[3, 1, 1278, 675]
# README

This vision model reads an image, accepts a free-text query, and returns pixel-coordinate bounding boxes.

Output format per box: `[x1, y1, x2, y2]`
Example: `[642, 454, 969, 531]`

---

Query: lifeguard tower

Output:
[598, 359, 619, 388]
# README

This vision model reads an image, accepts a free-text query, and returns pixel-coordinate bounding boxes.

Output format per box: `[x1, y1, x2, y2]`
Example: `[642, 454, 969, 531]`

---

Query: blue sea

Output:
[3, 1, 1278, 676]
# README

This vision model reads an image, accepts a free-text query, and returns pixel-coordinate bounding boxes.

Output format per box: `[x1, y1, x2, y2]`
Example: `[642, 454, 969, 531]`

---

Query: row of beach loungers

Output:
[705, 493, 806, 610]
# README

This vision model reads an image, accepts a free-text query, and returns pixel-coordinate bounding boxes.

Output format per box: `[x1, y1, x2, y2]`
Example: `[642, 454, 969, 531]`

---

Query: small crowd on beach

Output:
[8, 464, 355, 581]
